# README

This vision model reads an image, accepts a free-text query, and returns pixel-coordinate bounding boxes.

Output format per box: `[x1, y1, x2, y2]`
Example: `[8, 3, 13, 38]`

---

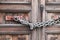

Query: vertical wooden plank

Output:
[32, 0, 40, 23]
[37, 28, 42, 40]
[31, 0, 41, 40]
[12, 35, 17, 40]
[41, 0, 46, 21]
[0, 13, 5, 24]
[28, 34, 32, 40]
[28, 11, 32, 22]
[26, 35, 29, 40]
[0, 13, 3, 24]
[40, 0, 46, 40]
[31, 29, 37, 40]
[42, 27, 46, 40]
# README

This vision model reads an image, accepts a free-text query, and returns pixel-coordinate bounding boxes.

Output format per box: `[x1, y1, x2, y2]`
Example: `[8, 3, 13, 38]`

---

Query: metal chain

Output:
[34, 18, 60, 28]
[13, 17, 60, 30]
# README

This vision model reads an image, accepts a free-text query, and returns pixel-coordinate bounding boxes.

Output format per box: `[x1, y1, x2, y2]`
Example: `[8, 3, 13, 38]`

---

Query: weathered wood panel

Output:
[0, 26, 30, 34]
[46, 5, 60, 12]
[45, 25, 60, 40]
[46, 25, 60, 31]
[0, 27, 29, 31]
[31, 0, 41, 40]
[47, 34, 60, 40]
[0, 35, 29, 40]
[0, 13, 5, 24]
[0, 5, 31, 10]
[46, 0, 60, 3]
[0, 0, 31, 2]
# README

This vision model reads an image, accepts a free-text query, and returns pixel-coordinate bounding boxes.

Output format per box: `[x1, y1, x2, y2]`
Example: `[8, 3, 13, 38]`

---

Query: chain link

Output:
[13, 17, 60, 30]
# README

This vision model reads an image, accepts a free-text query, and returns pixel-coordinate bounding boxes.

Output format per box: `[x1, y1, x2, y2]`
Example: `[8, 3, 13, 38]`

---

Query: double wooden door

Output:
[0, 35, 28, 40]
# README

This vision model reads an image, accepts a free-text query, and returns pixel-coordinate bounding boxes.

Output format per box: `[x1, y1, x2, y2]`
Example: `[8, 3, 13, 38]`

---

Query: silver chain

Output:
[13, 17, 60, 30]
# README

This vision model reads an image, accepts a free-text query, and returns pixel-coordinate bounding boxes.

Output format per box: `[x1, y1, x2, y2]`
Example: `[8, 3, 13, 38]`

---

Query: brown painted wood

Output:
[0, 4, 31, 10]
[0, 0, 31, 3]
[0, 2, 31, 5]
[0, 28, 30, 34]
[0, 4, 31, 13]
[0, 35, 29, 40]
